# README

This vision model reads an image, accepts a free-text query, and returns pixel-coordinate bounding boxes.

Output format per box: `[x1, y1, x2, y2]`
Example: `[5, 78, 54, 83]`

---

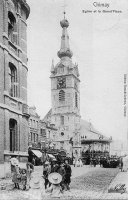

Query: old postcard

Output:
[0, 0, 128, 199]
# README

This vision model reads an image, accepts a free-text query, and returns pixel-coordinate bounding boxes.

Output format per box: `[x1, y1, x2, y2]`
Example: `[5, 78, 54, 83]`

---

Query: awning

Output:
[31, 150, 42, 158]
[48, 154, 55, 159]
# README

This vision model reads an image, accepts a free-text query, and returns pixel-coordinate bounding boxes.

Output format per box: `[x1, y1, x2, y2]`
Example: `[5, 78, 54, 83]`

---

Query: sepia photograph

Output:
[0, 0, 128, 199]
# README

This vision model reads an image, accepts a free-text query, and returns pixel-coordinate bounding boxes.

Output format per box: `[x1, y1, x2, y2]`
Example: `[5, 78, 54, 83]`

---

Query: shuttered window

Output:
[59, 90, 65, 101]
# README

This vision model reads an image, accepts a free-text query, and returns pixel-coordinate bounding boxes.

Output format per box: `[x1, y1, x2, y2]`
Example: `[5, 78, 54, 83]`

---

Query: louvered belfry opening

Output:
[59, 90, 65, 101]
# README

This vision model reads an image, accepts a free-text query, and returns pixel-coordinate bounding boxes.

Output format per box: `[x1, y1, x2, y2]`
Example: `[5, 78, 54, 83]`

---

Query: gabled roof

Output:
[43, 108, 52, 122]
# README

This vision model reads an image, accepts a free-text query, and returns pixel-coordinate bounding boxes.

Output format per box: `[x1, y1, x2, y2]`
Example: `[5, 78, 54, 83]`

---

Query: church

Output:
[43, 13, 111, 160]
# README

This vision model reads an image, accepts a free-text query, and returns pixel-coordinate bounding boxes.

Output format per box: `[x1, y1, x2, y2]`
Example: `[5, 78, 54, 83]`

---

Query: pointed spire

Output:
[51, 59, 55, 73]
[57, 12, 73, 59]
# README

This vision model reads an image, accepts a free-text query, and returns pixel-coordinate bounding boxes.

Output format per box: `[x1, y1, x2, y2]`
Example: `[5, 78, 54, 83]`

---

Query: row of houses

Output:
[28, 106, 57, 152]
[28, 106, 112, 163]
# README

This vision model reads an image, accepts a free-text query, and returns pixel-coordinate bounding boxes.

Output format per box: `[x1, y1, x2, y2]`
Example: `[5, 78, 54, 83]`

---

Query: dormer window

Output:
[59, 66, 64, 74]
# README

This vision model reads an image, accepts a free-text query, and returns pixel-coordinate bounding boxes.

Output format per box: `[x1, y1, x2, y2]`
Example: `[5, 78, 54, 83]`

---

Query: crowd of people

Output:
[88, 156, 121, 168]
[10, 153, 126, 196]
[10, 155, 72, 195]
[43, 158, 72, 192]
[10, 156, 34, 190]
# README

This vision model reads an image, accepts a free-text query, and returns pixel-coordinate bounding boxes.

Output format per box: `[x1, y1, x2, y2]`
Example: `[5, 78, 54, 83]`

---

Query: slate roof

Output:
[43, 108, 52, 122]
[80, 119, 110, 142]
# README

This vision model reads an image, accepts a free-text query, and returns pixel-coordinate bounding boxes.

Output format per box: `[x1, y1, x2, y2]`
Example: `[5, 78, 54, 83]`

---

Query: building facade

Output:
[28, 106, 41, 149]
[28, 106, 58, 151]
[40, 119, 58, 150]
[0, 0, 30, 177]
[50, 15, 81, 157]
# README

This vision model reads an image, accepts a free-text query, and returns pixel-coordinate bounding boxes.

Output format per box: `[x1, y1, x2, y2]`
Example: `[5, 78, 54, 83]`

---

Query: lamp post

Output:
[69, 137, 73, 164]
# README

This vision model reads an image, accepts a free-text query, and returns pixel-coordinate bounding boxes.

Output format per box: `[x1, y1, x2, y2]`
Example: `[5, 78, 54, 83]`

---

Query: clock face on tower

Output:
[57, 77, 66, 89]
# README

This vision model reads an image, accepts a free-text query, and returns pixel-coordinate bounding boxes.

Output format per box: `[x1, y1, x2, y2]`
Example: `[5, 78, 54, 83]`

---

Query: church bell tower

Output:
[50, 13, 81, 157]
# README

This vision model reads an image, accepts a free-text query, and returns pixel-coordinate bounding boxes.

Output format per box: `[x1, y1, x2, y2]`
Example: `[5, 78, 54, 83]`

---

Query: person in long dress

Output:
[122, 156, 128, 172]
[10, 156, 20, 189]
[79, 159, 83, 167]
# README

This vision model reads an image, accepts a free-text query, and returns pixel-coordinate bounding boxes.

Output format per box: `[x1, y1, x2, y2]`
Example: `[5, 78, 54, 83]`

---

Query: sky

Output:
[27, 0, 128, 142]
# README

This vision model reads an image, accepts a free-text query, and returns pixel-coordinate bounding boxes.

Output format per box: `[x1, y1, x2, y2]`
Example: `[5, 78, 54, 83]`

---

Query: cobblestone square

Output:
[0, 166, 128, 200]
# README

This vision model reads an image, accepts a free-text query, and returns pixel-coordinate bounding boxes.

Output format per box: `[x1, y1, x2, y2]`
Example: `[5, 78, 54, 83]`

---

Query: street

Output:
[1, 165, 128, 199]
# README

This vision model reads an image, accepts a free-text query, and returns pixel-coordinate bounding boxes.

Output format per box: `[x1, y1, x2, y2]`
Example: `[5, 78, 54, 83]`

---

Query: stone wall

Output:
[0, 0, 30, 173]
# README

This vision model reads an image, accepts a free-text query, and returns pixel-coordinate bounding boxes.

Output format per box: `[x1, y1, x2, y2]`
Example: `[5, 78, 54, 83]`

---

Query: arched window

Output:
[75, 92, 78, 107]
[8, 11, 17, 44]
[9, 63, 18, 97]
[9, 119, 17, 152]
[59, 90, 65, 101]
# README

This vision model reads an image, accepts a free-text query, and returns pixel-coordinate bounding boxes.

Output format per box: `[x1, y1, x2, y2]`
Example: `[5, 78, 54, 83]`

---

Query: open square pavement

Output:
[0, 165, 128, 199]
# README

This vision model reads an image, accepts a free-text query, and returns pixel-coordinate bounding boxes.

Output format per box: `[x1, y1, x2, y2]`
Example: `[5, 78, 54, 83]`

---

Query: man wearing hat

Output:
[51, 159, 59, 173]
[64, 158, 72, 190]
[46, 172, 63, 198]
[57, 162, 66, 191]
[43, 161, 51, 189]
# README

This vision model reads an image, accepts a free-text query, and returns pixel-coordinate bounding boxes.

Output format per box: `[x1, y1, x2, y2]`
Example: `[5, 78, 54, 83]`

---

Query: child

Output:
[10, 156, 20, 189]
[46, 172, 63, 198]
[26, 162, 34, 189]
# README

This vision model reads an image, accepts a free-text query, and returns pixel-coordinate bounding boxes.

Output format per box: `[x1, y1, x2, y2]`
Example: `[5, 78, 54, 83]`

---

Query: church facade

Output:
[0, 0, 30, 177]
